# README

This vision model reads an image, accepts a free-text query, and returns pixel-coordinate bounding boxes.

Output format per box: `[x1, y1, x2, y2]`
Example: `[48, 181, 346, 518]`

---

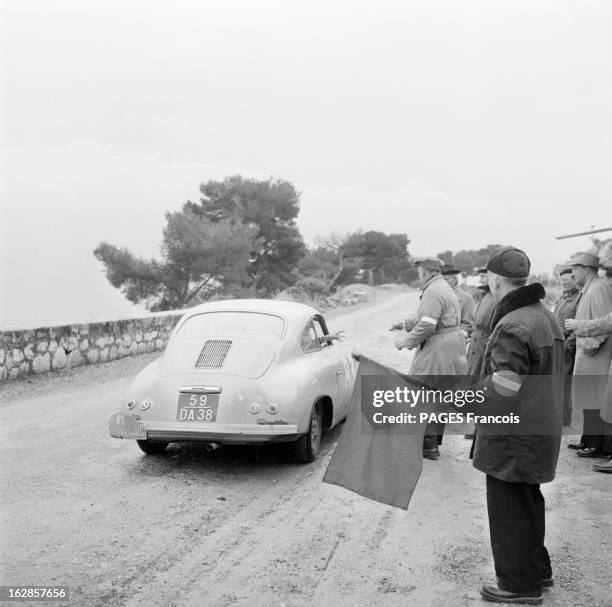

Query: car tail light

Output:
[127, 400, 136, 410]
[140, 399, 152, 411]
[249, 403, 261, 414]
[266, 404, 279, 415]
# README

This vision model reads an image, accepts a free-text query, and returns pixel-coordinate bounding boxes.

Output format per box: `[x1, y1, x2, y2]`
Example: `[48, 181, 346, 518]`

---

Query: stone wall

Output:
[0, 312, 184, 383]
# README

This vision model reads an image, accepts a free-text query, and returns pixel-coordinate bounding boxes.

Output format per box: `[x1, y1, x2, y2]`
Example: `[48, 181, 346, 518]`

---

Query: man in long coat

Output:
[568, 252, 612, 457]
[392, 257, 467, 458]
[566, 310, 612, 472]
[553, 267, 580, 425]
[472, 246, 564, 604]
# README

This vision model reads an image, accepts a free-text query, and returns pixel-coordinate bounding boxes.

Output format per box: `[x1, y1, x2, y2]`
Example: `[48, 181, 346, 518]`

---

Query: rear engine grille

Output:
[195, 340, 232, 368]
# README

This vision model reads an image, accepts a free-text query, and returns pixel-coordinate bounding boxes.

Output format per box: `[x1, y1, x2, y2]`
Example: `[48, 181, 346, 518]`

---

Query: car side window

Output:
[301, 320, 321, 352]
[313, 318, 332, 348]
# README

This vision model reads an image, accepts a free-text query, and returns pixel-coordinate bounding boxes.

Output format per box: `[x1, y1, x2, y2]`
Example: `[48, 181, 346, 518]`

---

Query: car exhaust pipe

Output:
[206, 442, 222, 452]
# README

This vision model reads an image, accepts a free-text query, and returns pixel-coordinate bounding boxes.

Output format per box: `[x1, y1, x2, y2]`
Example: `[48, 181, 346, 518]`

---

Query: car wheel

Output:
[137, 440, 169, 455]
[294, 401, 323, 463]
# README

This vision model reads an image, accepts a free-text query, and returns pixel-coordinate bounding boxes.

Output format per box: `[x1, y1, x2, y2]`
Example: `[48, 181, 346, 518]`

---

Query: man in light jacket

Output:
[566, 310, 612, 472]
[567, 252, 612, 457]
[391, 257, 467, 459]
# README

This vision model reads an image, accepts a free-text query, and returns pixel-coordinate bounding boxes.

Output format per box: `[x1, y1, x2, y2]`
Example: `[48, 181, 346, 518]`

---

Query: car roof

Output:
[184, 299, 321, 325]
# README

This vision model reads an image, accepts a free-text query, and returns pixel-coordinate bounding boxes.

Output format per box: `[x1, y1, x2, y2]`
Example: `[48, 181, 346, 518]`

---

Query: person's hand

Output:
[403, 318, 417, 332]
[580, 337, 600, 356]
[389, 321, 403, 331]
[565, 319, 577, 331]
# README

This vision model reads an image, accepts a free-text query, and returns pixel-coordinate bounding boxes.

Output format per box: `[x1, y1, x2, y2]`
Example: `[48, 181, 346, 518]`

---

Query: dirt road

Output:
[1, 290, 610, 607]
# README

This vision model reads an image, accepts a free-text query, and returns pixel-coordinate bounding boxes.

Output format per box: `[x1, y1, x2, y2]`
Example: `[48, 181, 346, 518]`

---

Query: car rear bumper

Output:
[109, 413, 299, 444]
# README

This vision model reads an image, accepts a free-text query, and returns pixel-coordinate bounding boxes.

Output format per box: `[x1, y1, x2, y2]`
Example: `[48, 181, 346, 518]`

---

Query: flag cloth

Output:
[322, 355, 429, 510]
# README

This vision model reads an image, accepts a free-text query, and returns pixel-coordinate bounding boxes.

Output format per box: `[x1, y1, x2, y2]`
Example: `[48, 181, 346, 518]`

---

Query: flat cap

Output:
[486, 246, 531, 279]
[569, 252, 600, 269]
[413, 257, 443, 272]
[476, 267, 488, 274]
[559, 266, 573, 276]
[441, 263, 461, 275]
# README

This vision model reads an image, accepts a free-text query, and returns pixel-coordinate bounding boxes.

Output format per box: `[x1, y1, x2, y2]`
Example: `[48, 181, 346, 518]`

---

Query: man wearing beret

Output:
[553, 267, 580, 425]
[472, 246, 564, 604]
[566, 252, 612, 457]
[391, 257, 467, 459]
[441, 263, 476, 336]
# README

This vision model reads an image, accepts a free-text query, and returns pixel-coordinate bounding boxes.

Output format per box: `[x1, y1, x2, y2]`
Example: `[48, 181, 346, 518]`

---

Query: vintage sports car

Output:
[109, 299, 358, 462]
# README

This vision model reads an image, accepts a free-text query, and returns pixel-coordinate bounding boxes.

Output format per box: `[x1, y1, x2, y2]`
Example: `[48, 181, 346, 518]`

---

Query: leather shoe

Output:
[568, 441, 586, 450]
[480, 584, 542, 604]
[593, 457, 612, 473]
[422, 447, 440, 460]
[577, 447, 602, 458]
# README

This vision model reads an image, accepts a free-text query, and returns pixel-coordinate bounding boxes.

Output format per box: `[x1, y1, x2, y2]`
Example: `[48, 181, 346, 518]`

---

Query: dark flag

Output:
[323, 356, 429, 510]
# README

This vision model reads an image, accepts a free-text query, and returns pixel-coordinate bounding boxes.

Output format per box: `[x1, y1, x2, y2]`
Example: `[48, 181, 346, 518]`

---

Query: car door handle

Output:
[336, 370, 343, 375]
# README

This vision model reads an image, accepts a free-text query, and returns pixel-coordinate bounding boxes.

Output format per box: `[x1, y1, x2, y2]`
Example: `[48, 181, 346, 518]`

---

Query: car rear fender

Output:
[260, 359, 336, 432]
[126, 358, 162, 401]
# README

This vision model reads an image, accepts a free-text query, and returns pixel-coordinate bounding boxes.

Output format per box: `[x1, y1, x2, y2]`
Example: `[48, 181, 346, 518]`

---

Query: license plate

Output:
[176, 392, 219, 422]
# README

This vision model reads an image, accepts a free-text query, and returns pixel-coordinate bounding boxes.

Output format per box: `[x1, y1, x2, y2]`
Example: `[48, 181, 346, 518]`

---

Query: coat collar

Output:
[561, 286, 579, 299]
[579, 272, 597, 295]
[490, 282, 546, 330]
[420, 273, 444, 293]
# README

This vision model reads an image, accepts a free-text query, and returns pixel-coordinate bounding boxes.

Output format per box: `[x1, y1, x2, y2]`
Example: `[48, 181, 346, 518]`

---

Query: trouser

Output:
[486, 475, 552, 593]
[423, 421, 445, 449]
[580, 409, 612, 453]
[562, 348, 575, 425]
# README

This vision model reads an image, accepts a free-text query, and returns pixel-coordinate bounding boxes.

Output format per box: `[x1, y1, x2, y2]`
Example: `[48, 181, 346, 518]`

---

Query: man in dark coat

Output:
[467, 267, 496, 378]
[441, 263, 476, 336]
[472, 246, 564, 605]
[464, 267, 496, 440]
[553, 267, 580, 425]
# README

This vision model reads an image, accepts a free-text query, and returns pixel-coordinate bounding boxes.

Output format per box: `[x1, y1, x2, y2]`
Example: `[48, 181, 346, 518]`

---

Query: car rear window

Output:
[176, 312, 285, 338]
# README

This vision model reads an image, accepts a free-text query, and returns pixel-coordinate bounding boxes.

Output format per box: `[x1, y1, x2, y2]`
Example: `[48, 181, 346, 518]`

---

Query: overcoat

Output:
[456, 287, 476, 335]
[472, 283, 565, 484]
[466, 289, 496, 378]
[397, 274, 467, 375]
[575, 311, 612, 423]
[571, 275, 612, 415]
[576, 311, 612, 335]
[553, 287, 580, 353]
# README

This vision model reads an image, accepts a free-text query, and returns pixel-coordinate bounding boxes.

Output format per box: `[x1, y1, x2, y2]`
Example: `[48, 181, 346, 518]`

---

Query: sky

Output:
[1, 0, 611, 329]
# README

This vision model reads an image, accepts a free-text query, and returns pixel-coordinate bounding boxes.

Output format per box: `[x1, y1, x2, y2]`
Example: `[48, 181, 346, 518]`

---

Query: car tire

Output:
[294, 401, 323, 463]
[137, 440, 169, 455]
